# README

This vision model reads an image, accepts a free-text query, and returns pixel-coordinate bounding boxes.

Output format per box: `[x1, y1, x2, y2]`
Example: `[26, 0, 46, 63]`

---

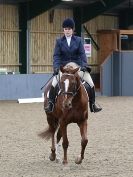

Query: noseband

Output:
[61, 91, 77, 97]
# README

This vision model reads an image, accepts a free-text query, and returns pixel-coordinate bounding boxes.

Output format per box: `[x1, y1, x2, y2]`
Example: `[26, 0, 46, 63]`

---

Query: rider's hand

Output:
[81, 65, 91, 73]
[86, 65, 92, 73]
[53, 68, 59, 76]
[80, 66, 87, 72]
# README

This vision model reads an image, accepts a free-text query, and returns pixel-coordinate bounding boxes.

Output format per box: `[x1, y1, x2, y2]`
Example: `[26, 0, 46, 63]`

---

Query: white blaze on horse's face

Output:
[64, 79, 69, 98]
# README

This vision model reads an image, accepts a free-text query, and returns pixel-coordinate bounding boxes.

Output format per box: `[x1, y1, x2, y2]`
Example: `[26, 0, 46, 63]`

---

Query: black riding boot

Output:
[84, 82, 102, 113]
[44, 86, 56, 113]
[89, 86, 102, 112]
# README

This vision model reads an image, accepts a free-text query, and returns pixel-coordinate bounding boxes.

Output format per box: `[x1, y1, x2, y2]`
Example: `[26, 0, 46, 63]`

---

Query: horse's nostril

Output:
[63, 101, 72, 109]
[69, 103, 72, 107]
[68, 102, 72, 108]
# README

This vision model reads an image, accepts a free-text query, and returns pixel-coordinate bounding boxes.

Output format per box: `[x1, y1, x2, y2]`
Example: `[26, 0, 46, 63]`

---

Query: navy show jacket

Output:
[53, 35, 87, 69]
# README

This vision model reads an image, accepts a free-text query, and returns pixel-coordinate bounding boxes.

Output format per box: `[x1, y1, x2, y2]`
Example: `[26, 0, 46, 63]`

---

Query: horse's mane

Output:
[60, 63, 79, 75]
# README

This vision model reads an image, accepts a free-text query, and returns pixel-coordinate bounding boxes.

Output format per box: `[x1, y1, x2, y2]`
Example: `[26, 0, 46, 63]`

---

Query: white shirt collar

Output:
[65, 35, 72, 46]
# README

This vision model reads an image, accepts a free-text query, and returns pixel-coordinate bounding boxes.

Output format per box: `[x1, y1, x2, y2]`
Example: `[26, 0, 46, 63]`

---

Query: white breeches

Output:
[78, 70, 94, 88]
[52, 62, 94, 88]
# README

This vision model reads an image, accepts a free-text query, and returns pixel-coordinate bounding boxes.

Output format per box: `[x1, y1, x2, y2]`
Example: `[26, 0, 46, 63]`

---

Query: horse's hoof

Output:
[55, 157, 61, 163]
[75, 156, 82, 164]
[49, 153, 56, 161]
[62, 160, 68, 165]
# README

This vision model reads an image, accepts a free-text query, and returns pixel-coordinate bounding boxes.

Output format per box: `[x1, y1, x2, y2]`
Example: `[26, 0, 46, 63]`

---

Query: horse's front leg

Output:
[54, 127, 62, 163]
[60, 123, 69, 165]
[75, 119, 88, 164]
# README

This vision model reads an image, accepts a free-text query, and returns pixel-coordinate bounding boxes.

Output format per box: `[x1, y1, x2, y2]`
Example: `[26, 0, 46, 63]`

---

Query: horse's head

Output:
[59, 66, 80, 110]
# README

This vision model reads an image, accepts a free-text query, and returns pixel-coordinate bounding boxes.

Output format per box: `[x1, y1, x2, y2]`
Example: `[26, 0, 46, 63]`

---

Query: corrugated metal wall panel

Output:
[101, 51, 133, 96]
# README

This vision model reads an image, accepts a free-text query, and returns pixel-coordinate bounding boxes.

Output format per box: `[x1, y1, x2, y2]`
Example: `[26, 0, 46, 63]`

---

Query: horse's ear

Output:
[60, 66, 64, 73]
[72, 67, 79, 74]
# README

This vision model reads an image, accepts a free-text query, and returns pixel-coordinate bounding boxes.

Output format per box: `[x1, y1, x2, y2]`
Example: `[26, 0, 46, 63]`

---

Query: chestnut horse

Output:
[39, 64, 88, 165]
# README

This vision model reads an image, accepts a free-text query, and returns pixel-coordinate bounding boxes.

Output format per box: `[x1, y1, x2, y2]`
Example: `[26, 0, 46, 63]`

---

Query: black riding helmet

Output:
[62, 18, 75, 29]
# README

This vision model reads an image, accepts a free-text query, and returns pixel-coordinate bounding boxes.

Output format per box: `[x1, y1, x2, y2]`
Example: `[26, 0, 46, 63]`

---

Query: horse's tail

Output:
[38, 121, 59, 140]
[38, 127, 52, 140]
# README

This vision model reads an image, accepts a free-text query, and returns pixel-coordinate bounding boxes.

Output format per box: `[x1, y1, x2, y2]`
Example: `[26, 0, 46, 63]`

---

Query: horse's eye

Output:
[71, 82, 76, 90]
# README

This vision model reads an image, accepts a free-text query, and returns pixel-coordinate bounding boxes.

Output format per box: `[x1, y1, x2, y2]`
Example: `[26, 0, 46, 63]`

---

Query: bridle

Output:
[58, 73, 81, 97]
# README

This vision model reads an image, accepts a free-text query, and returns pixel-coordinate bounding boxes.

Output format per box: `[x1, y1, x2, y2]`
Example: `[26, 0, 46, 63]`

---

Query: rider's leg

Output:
[78, 71, 102, 113]
[44, 75, 59, 113]
[84, 82, 102, 112]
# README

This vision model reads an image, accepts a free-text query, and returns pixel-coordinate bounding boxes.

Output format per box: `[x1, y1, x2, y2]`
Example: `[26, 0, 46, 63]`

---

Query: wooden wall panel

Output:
[0, 5, 19, 73]
[29, 9, 73, 73]
[0, 4, 119, 75]
[84, 15, 118, 73]
[30, 13, 118, 73]
[98, 32, 118, 65]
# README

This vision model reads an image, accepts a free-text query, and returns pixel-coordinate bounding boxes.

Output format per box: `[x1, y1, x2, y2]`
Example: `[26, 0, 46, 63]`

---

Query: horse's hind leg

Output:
[45, 115, 59, 161]
[49, 131, 56, 161]
[75, 120, 88, 164]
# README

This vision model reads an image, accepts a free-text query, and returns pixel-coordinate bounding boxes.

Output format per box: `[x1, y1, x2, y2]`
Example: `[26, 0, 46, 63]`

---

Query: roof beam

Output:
[81, 0, 126, 23]
[73, 8, 82, 36]
[119, 8, 133, 28]
[28, 0, 61, 20]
